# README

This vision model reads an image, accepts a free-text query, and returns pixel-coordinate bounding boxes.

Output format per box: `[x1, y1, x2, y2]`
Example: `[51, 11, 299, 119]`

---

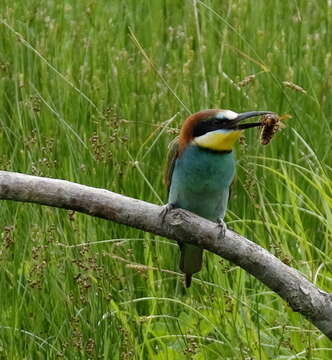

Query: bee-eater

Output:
[165, 109, 273, 287]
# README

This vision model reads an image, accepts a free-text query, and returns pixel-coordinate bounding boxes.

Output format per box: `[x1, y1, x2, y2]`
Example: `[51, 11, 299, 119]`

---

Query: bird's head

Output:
[178, 109, 273, 153]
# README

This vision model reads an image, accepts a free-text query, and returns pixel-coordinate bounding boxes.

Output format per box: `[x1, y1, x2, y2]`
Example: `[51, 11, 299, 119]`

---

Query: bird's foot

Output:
[216, 218, 227, 240]
[160, 203, 176, 223]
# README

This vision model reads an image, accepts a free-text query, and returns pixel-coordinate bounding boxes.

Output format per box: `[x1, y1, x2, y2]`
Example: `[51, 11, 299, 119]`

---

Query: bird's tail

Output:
[179, 243, 203, 288]
[184, 273, 192, 288]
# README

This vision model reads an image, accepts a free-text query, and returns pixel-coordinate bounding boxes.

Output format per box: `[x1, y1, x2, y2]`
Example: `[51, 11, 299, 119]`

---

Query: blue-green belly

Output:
[168, 144, 236, 221]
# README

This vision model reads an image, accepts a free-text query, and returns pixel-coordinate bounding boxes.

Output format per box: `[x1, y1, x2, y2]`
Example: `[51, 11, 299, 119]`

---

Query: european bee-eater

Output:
[165, 109, 273, 287]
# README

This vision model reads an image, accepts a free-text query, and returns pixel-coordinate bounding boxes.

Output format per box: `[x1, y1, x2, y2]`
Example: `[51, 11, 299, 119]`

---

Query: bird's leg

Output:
[216, 218, 227, 240]
[160, 202, 177, 223]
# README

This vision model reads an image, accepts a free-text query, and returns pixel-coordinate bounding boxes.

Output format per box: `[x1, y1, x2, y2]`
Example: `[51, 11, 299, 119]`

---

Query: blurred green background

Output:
[1, 0, 332, 358]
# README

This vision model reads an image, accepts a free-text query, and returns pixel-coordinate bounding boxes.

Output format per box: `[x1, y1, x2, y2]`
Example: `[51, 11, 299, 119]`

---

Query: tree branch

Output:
[0, 170, 331, 339]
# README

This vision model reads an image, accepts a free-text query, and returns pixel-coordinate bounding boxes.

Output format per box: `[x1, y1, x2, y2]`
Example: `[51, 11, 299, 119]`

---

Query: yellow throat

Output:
[193, 130, 243, 151]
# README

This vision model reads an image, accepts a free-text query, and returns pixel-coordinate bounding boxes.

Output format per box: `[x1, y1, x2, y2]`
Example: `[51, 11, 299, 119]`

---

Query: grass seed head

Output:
[282, 81, 307, 94]
[238, 74, 256, 87]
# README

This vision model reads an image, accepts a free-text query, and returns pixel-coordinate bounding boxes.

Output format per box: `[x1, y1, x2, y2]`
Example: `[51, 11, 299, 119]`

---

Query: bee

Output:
[260, 113, 291, 145]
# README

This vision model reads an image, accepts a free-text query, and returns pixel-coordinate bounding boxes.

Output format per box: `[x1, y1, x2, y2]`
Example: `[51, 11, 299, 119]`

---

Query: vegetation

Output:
[0, 0, 331, 358]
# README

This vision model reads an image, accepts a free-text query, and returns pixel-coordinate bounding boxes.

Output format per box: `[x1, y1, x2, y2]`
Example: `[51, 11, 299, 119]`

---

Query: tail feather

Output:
[185, 273, 192, 287]
[179, 243, 203, 287]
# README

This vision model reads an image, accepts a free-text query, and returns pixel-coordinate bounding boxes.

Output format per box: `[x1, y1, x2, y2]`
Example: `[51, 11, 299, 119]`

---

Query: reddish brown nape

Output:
[178, 109, 222, 155]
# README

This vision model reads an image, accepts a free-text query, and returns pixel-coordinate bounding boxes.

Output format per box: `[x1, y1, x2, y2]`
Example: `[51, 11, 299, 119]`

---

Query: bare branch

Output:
[0, 170, 332, 339]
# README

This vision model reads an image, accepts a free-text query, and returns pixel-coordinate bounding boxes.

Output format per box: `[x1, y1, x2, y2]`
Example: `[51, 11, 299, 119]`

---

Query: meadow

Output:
[0, 0, 332, 358]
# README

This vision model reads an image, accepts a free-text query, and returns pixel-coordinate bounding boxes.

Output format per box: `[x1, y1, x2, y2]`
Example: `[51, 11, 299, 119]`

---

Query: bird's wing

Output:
[164, 136, 179, 195]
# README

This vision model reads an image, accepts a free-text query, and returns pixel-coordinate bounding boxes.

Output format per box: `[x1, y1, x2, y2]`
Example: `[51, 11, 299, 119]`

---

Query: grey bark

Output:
[0, 170, 331, 339]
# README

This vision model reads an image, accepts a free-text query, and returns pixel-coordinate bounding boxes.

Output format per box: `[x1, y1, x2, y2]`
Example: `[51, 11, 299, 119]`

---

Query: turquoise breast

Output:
[168, 144, 236, 221]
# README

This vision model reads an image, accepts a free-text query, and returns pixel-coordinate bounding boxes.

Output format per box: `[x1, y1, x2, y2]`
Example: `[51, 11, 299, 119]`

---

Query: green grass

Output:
[1, 0, 332, 358]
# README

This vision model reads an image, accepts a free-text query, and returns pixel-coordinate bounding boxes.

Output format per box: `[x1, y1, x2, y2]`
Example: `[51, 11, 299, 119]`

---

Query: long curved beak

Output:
[228, 111, 274, 130]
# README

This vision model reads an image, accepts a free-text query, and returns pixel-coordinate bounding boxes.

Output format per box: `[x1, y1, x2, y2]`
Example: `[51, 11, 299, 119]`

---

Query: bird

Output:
[164, 109, 273, 287]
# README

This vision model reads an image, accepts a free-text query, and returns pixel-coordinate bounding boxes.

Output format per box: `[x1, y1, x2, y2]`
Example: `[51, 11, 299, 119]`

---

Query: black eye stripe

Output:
[192, 118, 228, 137]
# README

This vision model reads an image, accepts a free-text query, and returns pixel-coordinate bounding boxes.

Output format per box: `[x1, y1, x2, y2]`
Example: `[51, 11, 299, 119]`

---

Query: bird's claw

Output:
[160, 203, 176, 223]
[216, 218, 227, 240]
